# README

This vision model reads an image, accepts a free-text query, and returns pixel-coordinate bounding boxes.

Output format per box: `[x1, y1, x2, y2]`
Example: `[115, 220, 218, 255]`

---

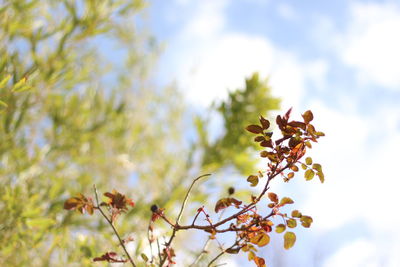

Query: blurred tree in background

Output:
[0, 0, 279, 266]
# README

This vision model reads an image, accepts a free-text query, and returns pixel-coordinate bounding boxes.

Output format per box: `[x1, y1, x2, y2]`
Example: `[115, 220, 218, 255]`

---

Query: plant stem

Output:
[93, 185, 136, 267]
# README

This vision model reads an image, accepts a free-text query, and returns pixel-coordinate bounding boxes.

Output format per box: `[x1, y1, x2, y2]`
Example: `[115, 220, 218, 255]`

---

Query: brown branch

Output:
[93, 185, 136, 267]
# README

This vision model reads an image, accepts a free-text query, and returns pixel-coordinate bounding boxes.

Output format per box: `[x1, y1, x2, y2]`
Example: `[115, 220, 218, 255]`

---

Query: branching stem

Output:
[93, 185, 136, 267]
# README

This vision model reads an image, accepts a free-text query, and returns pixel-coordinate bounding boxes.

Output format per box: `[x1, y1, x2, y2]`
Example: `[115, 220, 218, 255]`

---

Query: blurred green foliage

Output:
[198, 73, 280, 174]
[0, 1, 279, 266]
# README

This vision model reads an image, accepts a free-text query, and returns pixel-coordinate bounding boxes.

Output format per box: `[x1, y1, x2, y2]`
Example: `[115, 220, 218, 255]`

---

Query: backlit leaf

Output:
[290, 165, 299, 172]
[317, 171, 325, 183]
[304, 169, 315, 181]
[247, 175, 259, 187]
[287, 218, 297, 228]
[305, 157, 312, 165]
[141, 253, 149, 262]
[257, 233, 270, 247]
[0, 74, 11, 88]
[279, 197, 294, 206]
[275, 224, 286, 233]
[254, 256, 266, 267]
[312, 163, 321, 171]
[291, 210, 302, 218]
[267, 192, 278, 203]
[300, 215, 313, 228]
[284, 232, 296, 249]
[302, 110, 313, 124]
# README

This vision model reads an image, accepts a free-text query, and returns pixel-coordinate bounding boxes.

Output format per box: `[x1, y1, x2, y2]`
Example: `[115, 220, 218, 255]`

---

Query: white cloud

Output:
[277, 3, 297, 21]
[337, 2, 400, 89]
[177, 33, 308, 110]
[163, 0, 332, 111]
[323, 239, 379, 267]
[179, 0, 228, 40]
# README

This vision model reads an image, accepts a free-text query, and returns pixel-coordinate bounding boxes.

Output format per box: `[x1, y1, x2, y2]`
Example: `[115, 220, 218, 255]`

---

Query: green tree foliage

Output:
[198, 73, 280, 174]
[0, 1, 280, 266]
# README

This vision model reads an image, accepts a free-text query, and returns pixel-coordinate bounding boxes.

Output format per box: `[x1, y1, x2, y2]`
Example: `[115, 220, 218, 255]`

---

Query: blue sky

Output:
[145, 0, 400, 266]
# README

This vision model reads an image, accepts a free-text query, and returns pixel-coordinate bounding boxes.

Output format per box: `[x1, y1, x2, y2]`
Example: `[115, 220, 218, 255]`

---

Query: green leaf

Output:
[291, 210, 302, 218]
[26, 218, 55, 229]
[0, 100, 7, 108]
[275, 224, 286, 233]
[283, 232, 296, 249]
[247, 175, 259, 187]
[0, 74, 11, 88]
[141, 253, 149, 262]
[312, 163, 322, 171]
[305, 157, 312, 165]
[301, 163, 307, 170]
[300, 215, 313, 228]
[317, 171, 325, 183]
[279, 197, 294, 206]
[287, 218, 297, 228]
[257, 233, 270, 247]
[304, 169, 315, 181]
[246, 124, 263, 134]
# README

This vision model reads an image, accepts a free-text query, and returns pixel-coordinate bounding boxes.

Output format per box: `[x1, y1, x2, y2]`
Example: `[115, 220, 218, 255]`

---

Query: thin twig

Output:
[177, 173, 211, 224]
[159, 173, 211, 266]
[93, 185, 136, 267]
[190, 209, 226, 266]
[157, 238, 162, 263]
[147, 219, 154, 263]
[207, 239, 242, 267]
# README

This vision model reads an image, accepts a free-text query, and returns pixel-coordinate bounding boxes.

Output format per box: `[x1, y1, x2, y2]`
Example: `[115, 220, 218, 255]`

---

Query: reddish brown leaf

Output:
[254, 136, 265, 142]
[288, 120, 306, 130]
[246, 124, 263, 134]
[259, 116, 270, 129]
[93, 252, 127, 263]
[267, 192, 278, 203]
[283, 107, 293, 121]
[302, 110, 314, 124]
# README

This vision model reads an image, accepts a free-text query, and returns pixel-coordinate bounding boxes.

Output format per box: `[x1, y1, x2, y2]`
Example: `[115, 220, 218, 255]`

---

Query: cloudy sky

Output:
[146, 0, 400, 266]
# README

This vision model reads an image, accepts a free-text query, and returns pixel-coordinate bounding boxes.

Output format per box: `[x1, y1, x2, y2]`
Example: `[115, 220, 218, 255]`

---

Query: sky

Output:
[146, 0, 400, 266]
